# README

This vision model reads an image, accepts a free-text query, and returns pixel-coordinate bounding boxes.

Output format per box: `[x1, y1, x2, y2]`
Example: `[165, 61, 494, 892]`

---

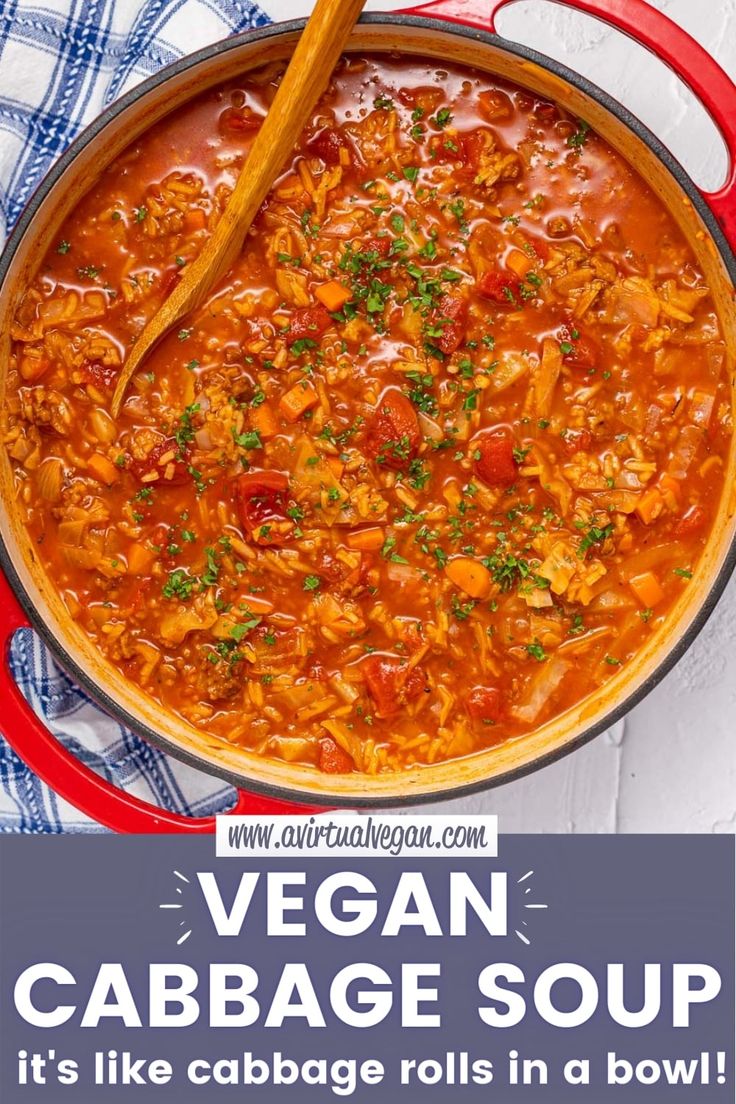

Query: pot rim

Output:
[1, 13, 735, 809]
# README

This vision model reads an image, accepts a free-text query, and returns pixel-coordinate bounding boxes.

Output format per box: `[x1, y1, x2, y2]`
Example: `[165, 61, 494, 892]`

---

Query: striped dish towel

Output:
[0, 0, 297, 832]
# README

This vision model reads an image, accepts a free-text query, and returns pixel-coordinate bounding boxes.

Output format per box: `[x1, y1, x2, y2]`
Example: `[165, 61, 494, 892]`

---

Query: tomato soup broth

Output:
[5, 55, 730, 775]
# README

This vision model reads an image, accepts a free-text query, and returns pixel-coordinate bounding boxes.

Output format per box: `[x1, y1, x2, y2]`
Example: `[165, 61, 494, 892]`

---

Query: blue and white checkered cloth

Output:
[0, 0, 306, 832]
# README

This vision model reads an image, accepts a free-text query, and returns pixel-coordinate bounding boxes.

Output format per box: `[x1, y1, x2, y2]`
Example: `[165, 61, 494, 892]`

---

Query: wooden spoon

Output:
[111, 0, 366, 418]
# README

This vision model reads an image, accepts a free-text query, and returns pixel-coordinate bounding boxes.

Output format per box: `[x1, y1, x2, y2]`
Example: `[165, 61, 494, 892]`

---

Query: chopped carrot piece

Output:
[315, 280, 352, 313]
[657, 472, 681, 509]
[183, 208, 206, 232]
[250, 402, 279, 439]
[506, 248, 535, 279]
[629, 571, 664, 608]
[278, 381, 319, 422]
[346, 526, 385, 552]
[635, 486, 665, 525]
[445, 556, 492, 600]
[327, 457, 345, 479]
[127, 542, 157, 576]
[87, 453, 120, 486]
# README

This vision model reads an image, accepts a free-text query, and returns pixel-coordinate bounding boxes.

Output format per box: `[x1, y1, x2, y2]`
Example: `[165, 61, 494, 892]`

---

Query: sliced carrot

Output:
[250, 402, 279, 439]
[87, 453, 120, 486]
[506, 248, 535, 279]
[346, 526, 385, 552]
[629, 571, 664, 608]
[635, 486, 664, 525]
[327, 457, 345, 479]
[315, 280, 352, 313]
[279, 380, 319, 422]
[127, 542, 157, 576]
[183, 208, 207, 232]
[445, 556, 492, 600]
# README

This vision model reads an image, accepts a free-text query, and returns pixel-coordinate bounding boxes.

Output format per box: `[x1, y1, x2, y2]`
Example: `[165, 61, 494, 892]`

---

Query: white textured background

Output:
[345, 0, 736, 832]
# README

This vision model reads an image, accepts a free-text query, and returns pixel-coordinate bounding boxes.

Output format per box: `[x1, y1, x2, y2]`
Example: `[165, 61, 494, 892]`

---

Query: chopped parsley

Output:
[174, 403, 200, 454]
[578, 523, 614, 558]
[232, 428, 262, 451]
[290, 337, 318, 356]
[162, 570, 196, 601]
[567, 119, 591, 150]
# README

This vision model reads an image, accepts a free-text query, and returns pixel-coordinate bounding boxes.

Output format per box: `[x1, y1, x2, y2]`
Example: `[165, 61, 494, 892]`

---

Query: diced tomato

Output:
[130, 437, 190, 486]
[474, 427, 518, 486]
[234, 470, 290, 544]
[218, 106, 264, 135]
[558, 323, 599, 370]
[127, 578, 152, 614]
[478, 88, 513, 121]
[362, 653, 427, 718]
[562, 428, 592, 456]
[364, 235, 391, 258]
[526, 234, 550, 263]
[465, 128, 495, 170]
[466, 685, 503, 723]
[397, 86, 443, 113]
[428, 132, 467, 164]
[289, 305, 332, 344]
[183, 208, 207, 233]
[674, 504, 707, 537]
[435, 294, 468, 355]
[365, 387, 421, 469]
[80, 359, 117, 390]
[316, 550, 349, 584]
[318, 737, 354, 774]
[534, 101, 560, 125]
[306, 126, 350, 166]
[477, 269, 522, 307]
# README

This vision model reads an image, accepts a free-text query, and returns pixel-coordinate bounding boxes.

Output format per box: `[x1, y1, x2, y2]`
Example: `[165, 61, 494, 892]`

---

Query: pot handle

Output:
[0, 572, 318, 832]
[401, 0, 736, 249]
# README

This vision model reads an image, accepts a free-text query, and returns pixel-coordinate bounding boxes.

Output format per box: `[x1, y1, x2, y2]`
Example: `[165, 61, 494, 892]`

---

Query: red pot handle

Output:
[0, 572, 319, 832]
[401, 0, 736, 250]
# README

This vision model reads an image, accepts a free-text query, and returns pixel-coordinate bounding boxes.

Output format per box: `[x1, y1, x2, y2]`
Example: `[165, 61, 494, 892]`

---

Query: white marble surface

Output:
[272, 0, 736, 831]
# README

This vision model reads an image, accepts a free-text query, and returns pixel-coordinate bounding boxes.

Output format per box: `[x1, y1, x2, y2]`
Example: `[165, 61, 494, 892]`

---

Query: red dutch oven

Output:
[0, 0, 735, 831]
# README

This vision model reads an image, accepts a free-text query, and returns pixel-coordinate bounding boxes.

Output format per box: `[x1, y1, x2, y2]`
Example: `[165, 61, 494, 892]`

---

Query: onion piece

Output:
[329, 674, 360, 704]
[417, 411, 443, 441]
[511, 656, 570, 724]
[385, 560, 422, 583]
[668, 424, 702, 480]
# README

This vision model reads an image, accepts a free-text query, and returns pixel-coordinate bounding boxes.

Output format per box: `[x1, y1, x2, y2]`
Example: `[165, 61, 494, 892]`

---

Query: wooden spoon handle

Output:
[111, 0, 366, 417]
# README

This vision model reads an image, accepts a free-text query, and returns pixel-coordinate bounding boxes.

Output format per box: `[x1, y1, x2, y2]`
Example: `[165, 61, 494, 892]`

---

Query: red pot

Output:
[1, 0, 735, 831]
